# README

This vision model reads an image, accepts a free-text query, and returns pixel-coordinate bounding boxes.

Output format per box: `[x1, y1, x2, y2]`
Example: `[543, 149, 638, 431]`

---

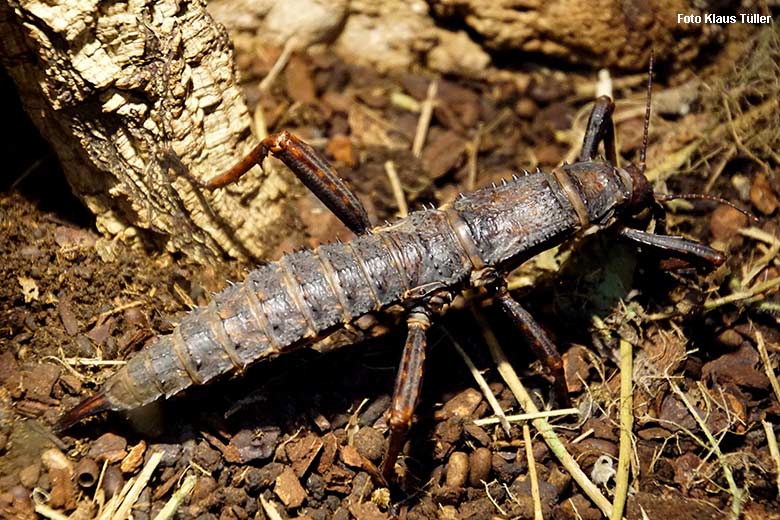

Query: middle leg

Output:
[381, 307, 432, 481]
[494, 287, 571, 408]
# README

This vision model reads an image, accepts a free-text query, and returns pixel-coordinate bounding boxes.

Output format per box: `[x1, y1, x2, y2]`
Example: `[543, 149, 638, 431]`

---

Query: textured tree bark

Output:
[0, 0, 294, 263]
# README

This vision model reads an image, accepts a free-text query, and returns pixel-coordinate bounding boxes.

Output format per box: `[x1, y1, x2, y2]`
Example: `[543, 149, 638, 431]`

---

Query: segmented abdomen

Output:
[92, 209, 473, 412]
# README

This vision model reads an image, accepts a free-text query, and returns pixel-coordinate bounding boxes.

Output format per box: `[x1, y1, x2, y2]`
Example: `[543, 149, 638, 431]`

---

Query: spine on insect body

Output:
[59, 169, 588, 428]
[450, 170, 581, 270]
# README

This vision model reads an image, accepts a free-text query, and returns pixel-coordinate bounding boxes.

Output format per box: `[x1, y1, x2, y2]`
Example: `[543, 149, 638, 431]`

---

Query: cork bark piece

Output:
[428, 0, 715, 70]
[0, 0, 293, 262]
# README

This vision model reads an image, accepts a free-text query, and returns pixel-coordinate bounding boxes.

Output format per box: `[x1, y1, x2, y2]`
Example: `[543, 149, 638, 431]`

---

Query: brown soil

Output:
[1, 21, 780, 520]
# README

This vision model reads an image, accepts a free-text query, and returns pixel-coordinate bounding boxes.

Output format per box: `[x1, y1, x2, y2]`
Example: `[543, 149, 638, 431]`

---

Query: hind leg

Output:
[199, 131, 372, 235]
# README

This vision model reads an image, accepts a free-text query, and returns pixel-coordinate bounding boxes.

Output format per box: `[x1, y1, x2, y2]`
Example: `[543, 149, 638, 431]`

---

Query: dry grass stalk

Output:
[704, 275, 780, 311]
[761, 420, 780, 497]
[471, 308, 616, 517]
[611, 339, 634, 520]
[105, 451, 163, 520]
[755, 329, 780, 406]
[665, 377, 745, 519]
[383, 160, 408, 218]
[448, 331, 511, 434]
[412, 80, 438, 158]
[260, 495, 285, 520]
[32, 504, 69, 520]
[523, 424, 544, 520]
[473, 408, 579, 426]
[259, 36, 299, 93]
[152, 473, 198, 520]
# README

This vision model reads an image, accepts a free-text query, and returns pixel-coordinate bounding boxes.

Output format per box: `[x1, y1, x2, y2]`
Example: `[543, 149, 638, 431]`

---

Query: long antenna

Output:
[639, 49, 654, 171]
[656, 193, 759, 222]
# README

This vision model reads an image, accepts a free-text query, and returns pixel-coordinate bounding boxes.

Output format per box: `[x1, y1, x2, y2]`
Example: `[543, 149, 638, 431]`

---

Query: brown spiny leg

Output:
[579, 96, 618, 166]
[617, 227, 726, 267]
[495, 287, 571, 408]
[199, 130, 371, 235]
[381, 307, 432, 481]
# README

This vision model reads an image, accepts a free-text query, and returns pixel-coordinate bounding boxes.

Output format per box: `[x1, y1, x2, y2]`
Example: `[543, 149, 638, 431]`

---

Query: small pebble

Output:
[274, 467, 307, 508]
[353, 426, 384, 462]
[463, 424, 491, 447]
[340, 444, 364, 468]
[120, 440, 146, 474]
[750, 174, 778, 215]
[435, 388, 482, 421]
[245, 463, 284, 492]
[20, 362, 61, 401]
[88, 432, 127, 464]
[716, 329, 744, 348]
[359, 395, 391, 426]
[19, 463, 40, 488]
[192, 441, 222, 473]
[347, 472, 374, 504]
[148, 443, 182, 467]
[41, 447, 73, 472]
[445, 451, 469, 488]
[468, 447, 492, 487]
[326, 134, 357, 167]
[710, 205, 748, 241]
[102, 465, 124, 499]
[190, 475, 218, 505]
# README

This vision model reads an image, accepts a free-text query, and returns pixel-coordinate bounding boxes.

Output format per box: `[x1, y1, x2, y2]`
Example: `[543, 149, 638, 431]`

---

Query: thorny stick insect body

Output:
[59, 60, 732, 482]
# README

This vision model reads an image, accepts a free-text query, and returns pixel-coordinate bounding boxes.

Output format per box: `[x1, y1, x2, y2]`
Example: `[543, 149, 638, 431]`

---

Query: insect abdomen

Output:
[59, 208, 475, 425]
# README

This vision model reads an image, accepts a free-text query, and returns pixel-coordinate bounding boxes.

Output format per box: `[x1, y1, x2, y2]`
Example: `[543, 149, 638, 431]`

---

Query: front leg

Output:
[495, 288, 571, 408]
[381, 308, 432, 481]
[200, 131, 372, 235]
[579, 96, 618, 166]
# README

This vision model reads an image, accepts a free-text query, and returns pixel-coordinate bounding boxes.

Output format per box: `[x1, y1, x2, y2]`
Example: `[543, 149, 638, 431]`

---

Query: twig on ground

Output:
[704, 145, 736, 193]
[666, 377, 745, 519]
[447, 331, 511, 435]
[32, 505, 68, 520]
[152, 473, 198, 520]
[524, 424, 544, 520]
[739, 229, 780, 286]
[483, 481, 507, 516]
[412, 80, 438, 158]
[383, 160, 408, 218]
[572, 428, 595, 444]
[739, 226, 780, 246]
[466, 124, 483, 192]
[259, 36, 299, 93]
[471, 307, 616, 518]
[44, 356, 126, 367]
[95, 300, 144, 321]
[260, 495, 285, 520]
[704, 275, 780, 310]
[473, 408, 579, 426]
[755, 329, 780, 405]
[110, 451, 163, 520]
[611, 339, 634, 520]
[762, 420, 780, 497]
